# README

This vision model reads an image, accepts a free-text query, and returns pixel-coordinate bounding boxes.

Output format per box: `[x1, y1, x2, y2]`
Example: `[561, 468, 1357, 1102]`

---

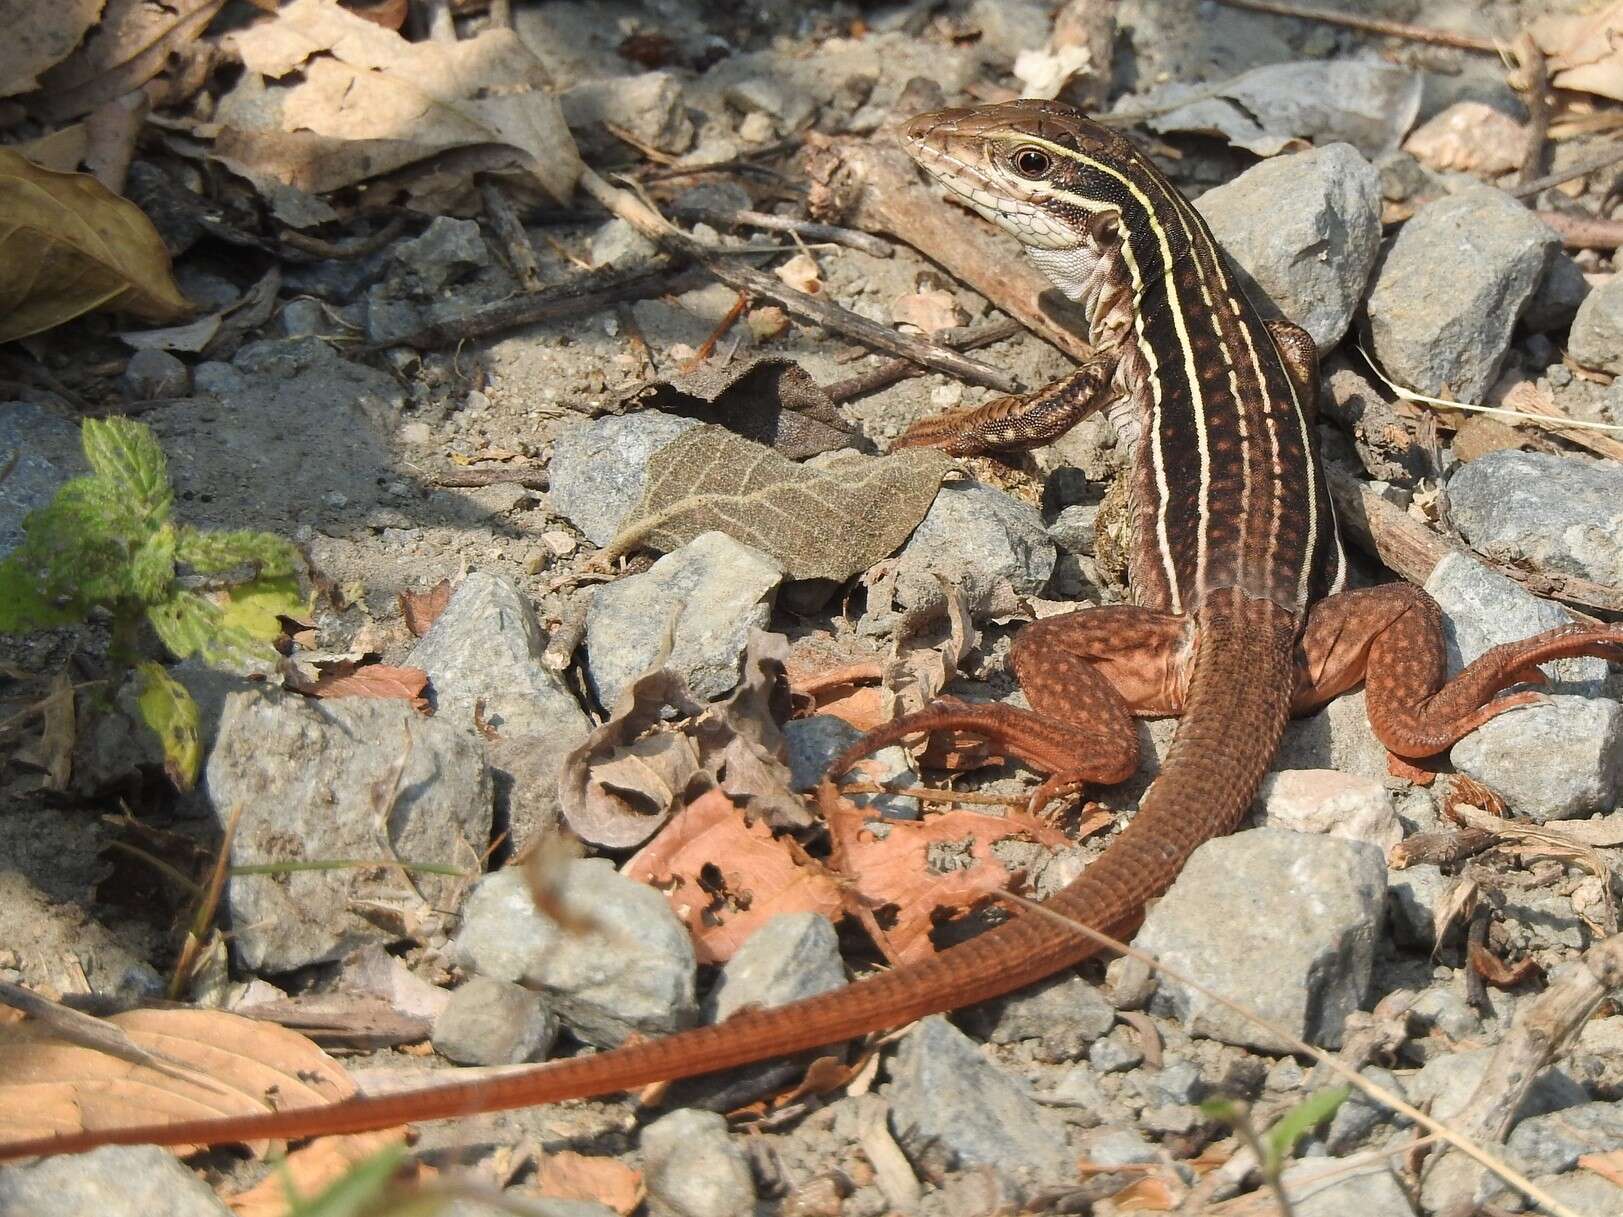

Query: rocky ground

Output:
[3, 1, 1623, 1215]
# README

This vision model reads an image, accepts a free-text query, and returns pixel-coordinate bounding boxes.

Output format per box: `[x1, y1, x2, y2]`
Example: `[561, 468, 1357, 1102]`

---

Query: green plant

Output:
[0, 416, 305, 786]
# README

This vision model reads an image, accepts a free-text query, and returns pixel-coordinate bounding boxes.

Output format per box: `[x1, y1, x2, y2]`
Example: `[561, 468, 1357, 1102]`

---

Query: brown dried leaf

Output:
[1578, 1149, 1623, 1188]
[775, 252, 821, 294]
[533, 1151, 644, 1216]
[625, 787, 843, 964]
[223, 1129, 410, 1217]
[827, 803, 1070, 966]
[399, 579, 452, 637]
[603, 425, 955, 581]
[298, 662, 429, 710]
[0, 1008, 354, 1155]
[0, 148, 190, 342]
[1111, 1173, 1180, 1211]
[1467, 941, 1541, 988]
[1532, 2, 1623, 102]
[0, 0, 103, 98]
[226, 0, 580, 202]
[27, 0, 222, 122]
[890, 289, 966, 335]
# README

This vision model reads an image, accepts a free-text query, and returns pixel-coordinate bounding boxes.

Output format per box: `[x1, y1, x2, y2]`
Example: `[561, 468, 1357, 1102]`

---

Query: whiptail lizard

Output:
[5, 99, 1621, 1161]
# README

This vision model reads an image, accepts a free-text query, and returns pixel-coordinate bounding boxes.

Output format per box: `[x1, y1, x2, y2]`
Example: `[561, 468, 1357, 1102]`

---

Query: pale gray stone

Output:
[432, 976, 556, 1065]
[562, 72, 694, 158]
[585, 531, 783, 709]
[122, 348, 189, 400]
[1134, 828, 1387, 1051]
[548, 412, 701, 546]
[1254, 769, 1401, 850]
[641, 1109, 755, 1217]
[0, 1145, 230, 1217]
[887, 1015, 1072, 1181]
[892, 480, 1057, 611]
[1568, 272, 1623, 373]
[207, 690, 491, 972]
[453, 861, 696, 1047]
[1450, 696, 1621, 821]
[1388, 863, 1451, 948]
[1195, 143, 1382, 352]
[1507, 1100, 1623, 1174]
[705, 913, 845, 1023]
[1077, 1127, 1158, 1169]
[1280, 1159, 1414, 1217]
[1366, 187, 1558, 402]
[588, 217, 659, 269]
[393, 216, 490, 293]
[983, 972, 1117, 1062]
[407, 571, 590, 852]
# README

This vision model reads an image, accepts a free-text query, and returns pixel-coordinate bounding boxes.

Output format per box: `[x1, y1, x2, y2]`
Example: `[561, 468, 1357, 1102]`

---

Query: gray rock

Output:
[965, 0, 1051, 67]
[432, 976, 557, 1065]
[1140, 1104, 1203, 1134]
[1366, 187, 1558, 402]
[783, 713, 918, 818]
[1324, 1065, 1404, 1153]
[1425, 551, 1610, 697]
[405, 571, 591, 853]
[1077, 1127, 1158, 1169]
[1498, 887, 1592, 951]
[1451, 448, 1623, 590]
[1087, 1025, 1145, 1073]
[641, 1109, 755, 1217]
[192, 360, 246, 398]
[207, 690, 492, 973]
[280, 297, 327, 338]
[548, 412, 702, 546]
[562, 72, 694, 158]
[1280, 1159, 1414, 1217]
[1254, 769, 1401, 851]
[585, 531, 783, 709]
[1568, 272, 1623, 373]
[1522, 249, 1591, 334]
[893, 480, 1056, 611]
[1450, 695, 1621, 820]
[1134, 1059, 1204, 1106]
[983, 973, 1117, 1062]
[1194, 143, 1381, 352]
[0, 1145, 231, 1217]
[1048, 503, 1098, 555]
[452, 860, 696, 1047]
[723, 77, 817, 133]
[122, 349, 190, 400]
[1507, 1100, 1623, 1175]
[1275, 689, 1390, 782]
[0, 402, 86, 553]
[336, 943, 450, 1023]
[588, 218, 660, 269]
[1407, 1048, 1584, 1125]
[1134, 828, 1387, 1051]
[1387, 863, 1450, 948]
[886, 1015, 1072, 1181]
[1046, 1065, 1134, 1123]
[393, 216, 490, 294]
[1526, 1170, 1623, 1214]
[705, 912, 845, 1023]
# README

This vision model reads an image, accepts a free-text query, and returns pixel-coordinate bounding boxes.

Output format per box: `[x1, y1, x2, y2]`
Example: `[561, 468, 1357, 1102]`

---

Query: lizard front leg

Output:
[830, 605, 1190, 814]
[892, 349, 1118, 455]
[1293, 582, 1623, 756]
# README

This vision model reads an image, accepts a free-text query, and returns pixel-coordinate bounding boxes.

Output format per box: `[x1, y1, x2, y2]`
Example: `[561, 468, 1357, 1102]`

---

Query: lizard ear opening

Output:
[1087, 210, 1123, 249]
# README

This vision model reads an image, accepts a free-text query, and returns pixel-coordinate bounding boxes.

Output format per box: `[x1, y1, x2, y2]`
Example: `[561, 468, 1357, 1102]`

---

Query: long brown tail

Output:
[0, 591, 1297, 1159]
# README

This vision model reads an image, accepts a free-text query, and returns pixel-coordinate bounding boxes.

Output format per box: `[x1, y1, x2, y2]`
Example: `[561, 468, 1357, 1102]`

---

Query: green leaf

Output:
[217, 572, 307, 642]
[1263, 1085, 1350, 1171]
[128, 523, 178, 604]
[80, 417, 171, 521]
[282, 1144, 407, 1217]
[146, 592, 224, 661]
[174, 525, 300, 576]
[135, 661, 201, 790]
[0, 555, 79, 631]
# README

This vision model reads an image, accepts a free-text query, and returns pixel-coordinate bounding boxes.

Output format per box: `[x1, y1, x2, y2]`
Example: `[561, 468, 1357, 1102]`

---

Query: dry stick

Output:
[1532, 209, 1623, 250]
[1511, 143, 1623, 200]
[825, 318, 1025, 403]
[1512, 33, 1551, 188]
[997, 889, 1586, 1217]
[667, 204, 895, 258]
[278, 216, 408, 260]
[574, 167, 1021, 393]
[478, 180, 545, 292]
[1211, 0, 1499, 52]
[428, 468, 548, 491]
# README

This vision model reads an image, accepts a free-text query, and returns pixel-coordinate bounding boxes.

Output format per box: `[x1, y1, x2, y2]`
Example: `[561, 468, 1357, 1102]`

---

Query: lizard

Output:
[6, 98, 1622, 1162]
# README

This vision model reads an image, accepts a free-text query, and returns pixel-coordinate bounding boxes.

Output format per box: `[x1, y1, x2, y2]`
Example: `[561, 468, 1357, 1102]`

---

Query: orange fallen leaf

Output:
[1111, 1173, 1179, 1210]
[0, 1008, 354, 1156]
[224, 1129, 412, 1217]
[624, 788, 843, 964]
[827, 800, 1070, 966]
[534, 1150, 644, 1215]
[1578, 1149, 1623, 1188]
[399, 579, 451, 637]
[301, 662, 430, 712]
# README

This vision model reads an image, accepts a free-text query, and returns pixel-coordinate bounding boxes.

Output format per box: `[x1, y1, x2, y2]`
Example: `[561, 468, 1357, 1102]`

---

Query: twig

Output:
[679, 289, 749, 373]
[1212, 0, 1499, 52]
[997, 889, 1586, 1217]
[825, 318, 1025, 403]
[668, 204, 895, 258]
[428, 468, 548, 491]
[479, 180, 545, 291]
[277, 216, 408, 260]
[838, 780, 1032, 808]
[1512, 34, 1551, 188]
[1510, 143, 1623, 200]
[1532, 209, 1623, 250]
[575, 167, 1021, 392]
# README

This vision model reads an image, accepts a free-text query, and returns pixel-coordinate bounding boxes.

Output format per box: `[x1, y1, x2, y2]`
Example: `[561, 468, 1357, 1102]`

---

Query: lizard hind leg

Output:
[827, 605, 1190, 816]
[1295, 582, 1623, 759]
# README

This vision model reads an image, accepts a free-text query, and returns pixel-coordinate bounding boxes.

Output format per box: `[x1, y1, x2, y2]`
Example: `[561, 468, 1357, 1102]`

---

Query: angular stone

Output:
[1451, 696, 1621, 821]
[0, 1145, 231, 1217]
[432, 975, 557, 1065]
[452, 861, 696, 1047]
[1568, 272, 1623, 374]
[1254, 769, 1401, 851]
[207, 690, 491, 973]
[548, 412, 701, 546]
[1281, 1159, 1414, 1217]
[981, 972, 1117, 1062]
[892, 480, 1056, 611]
[641, 1109, 755, 1217]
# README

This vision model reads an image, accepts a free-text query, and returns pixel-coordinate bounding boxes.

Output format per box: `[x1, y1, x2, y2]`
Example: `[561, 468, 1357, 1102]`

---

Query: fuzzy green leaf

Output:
[217, 572, 306, 642]
[80, 416, 171, 521]
[1264, 1086, 1349, 1171]
[128, 523, 178, 604]
[174, 525, 300, 576]
[0, 555, 79, 631]
[146, 592, 224, 661]
[135, 661, 202, 790]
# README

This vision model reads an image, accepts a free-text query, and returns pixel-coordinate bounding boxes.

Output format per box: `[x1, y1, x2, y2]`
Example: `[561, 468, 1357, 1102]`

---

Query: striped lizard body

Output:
[6, 101, 1622, 1161]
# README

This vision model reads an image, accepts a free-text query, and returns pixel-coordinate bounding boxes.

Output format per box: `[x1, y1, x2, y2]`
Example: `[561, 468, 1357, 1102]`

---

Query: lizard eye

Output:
[1012, 147, 1051, 178]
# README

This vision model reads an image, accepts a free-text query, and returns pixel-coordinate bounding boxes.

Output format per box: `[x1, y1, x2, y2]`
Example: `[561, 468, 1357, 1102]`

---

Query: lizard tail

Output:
[0, 591, 1296, 1159]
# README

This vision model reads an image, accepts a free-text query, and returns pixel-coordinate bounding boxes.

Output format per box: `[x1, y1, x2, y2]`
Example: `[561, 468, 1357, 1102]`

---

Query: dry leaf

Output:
[775, 252, 821, 294]
[602, 425, 955, 582]
[1578, 1149, 1623, 1188]
[1467, 941, 1541, 988]
[0, 0, 103, 98]
[0, 148, 190, 342]
[828, 804, 1070, 966]
[224, 1129, 410, 1217]
[225, 0, 579, 202]
[0, 1008, 354, 1155]
[1533, 2, 1623, 102]
[533, 1150, 644, 1215]
[303, 663, 430, 710]
[625, 788, 843, 964]
[890, 289, 966, 335]
[1112, 1173, 1180, 1211]
[399, 579, 452, 637]
[28, 0, 223, 123]
[1403, 102, 1524, 176]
